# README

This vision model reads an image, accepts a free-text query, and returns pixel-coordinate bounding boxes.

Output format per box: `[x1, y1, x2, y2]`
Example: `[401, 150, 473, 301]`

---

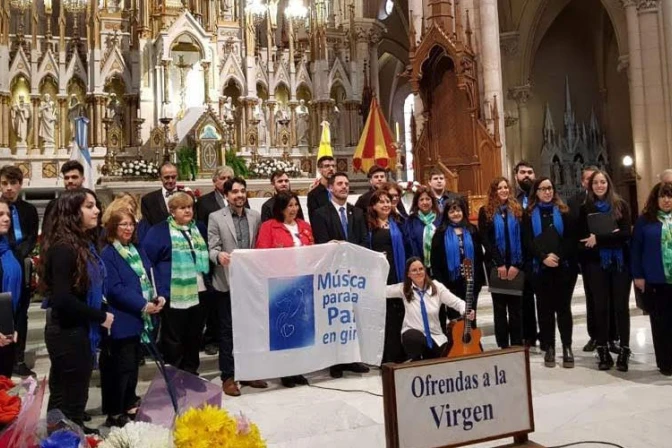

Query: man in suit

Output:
[195, 166, 234, 356]
[312, 172, 370, 378]
[208, 177, 267, 396]
[354, 165, 409, 217]
[514, 160, 535, 209]
[42, 160, 86, 233]
[307, 156, 336, 223]
[426, 167, 466, 215]
[0, 166, 38, 377]
[140, 162, 178, 227]
[261, 170, 305, 223]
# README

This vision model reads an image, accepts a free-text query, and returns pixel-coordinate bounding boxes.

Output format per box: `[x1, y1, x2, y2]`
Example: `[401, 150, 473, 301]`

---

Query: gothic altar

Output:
[0, 1, 386, 190]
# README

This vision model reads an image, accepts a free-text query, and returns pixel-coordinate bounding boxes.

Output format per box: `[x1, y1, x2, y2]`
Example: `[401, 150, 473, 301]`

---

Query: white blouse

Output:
[385, 280, 466, 347]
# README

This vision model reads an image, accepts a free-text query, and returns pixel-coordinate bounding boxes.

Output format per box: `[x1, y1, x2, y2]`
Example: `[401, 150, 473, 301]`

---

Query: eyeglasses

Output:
[538, 187, 554, 193]
[118, 223, 136, 228]
[409, 268, 425, 274]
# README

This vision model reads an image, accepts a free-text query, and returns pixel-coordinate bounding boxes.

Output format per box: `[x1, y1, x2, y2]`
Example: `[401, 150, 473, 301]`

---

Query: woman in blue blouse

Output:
[0, 198, 21, 377]
[632, 182, 672, 376]
[100, 208, 164, 427]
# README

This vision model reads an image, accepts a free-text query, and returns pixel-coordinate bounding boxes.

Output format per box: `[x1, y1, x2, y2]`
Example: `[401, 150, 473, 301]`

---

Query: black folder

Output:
[587, 212, 617, 236]
[488, 268, 525, 296]
[533, 226, 562, 255]
[0, 293, 14, 336]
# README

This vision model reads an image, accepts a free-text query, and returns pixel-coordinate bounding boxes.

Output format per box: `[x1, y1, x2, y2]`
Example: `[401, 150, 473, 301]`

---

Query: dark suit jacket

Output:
[307, 183, 330, 224]
[311, 203, 369, 247]
[7, 199, 38, 261]
[261, 195, 305, 223]
[567, 190, 587, 224]
[196, 191, 225, 228]
[140, 189, 169, 227]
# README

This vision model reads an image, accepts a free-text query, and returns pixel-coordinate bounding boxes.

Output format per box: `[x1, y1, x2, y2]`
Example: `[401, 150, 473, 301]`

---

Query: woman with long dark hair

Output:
[523, 177, 576, 369]
[0, 198, 21, 377]
[367, 189, 408, 363]
[41, 189, 114, 433]
[578, 169, 632, 371]
[385, 258, 471, 361]
[405, 186, 441, 273]
[431, 198, 484, 323]
[632, 182, 672, 375]
[478, 177, 524, 348]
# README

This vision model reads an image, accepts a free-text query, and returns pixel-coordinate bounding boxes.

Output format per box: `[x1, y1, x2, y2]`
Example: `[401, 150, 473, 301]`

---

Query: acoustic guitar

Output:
[447, 259, 483, 358]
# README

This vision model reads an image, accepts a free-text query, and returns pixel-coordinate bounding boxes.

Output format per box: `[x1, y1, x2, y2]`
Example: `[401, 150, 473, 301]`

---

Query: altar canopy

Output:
[353, 98, 397, 173]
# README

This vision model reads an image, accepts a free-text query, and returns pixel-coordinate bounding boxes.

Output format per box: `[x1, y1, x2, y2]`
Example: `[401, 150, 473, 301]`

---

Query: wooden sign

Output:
[382, 348, 535, 448]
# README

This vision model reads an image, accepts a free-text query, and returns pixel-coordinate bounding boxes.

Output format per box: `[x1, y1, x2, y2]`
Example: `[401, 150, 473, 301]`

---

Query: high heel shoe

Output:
[544, 346, 556, 368]
[562, 345, 574, 368]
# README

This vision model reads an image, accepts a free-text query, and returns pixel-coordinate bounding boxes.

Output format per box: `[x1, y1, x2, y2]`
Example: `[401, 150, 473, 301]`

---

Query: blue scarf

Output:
[0, 236, 21, 313]
[493, 206, 522, 265]
[594, 200, 624, 271]
[444, 223, 475, 281]
[87, 243, 106, 364]
[531, 202, 564, 272]
[370, 220, 406, 283]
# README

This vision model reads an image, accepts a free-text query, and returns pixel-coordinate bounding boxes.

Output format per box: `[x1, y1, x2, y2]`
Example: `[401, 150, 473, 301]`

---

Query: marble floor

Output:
[30, 293, 671, 448]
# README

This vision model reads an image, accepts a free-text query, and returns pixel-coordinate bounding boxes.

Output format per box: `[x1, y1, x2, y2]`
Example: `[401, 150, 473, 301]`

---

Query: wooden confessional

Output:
[406, 0, 502, 202]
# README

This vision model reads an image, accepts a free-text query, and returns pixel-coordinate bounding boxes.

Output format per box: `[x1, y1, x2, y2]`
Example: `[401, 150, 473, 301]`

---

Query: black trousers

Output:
[0, 344, 15, 377]
[202, 290, 221, 348]
[492, 293, 523, 348]
[45, 322, 92, 426]
[14, 284, 31, 364]
[215, 290, 234, 380]
[579, 261, 618, 341]
[383, 298, 406, 363]
[583, 262, 631, 347]
[522, 273, 538, 343]
[402, 329, 447, 361]
[647, 284, 672, 371]
[532, 267, 574, 348]
[99, 336, 142, 417]
[159, 295, 205, 375]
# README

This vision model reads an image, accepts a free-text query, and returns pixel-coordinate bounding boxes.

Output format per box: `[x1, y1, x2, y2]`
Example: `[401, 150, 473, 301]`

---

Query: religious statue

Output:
[222, 96, 236, 122]
[107, 93, 123, 127]
[38, 93, 58, 145]
[11, 96, 31, 144]
[68, 94, 85, 141]
[296, 99, 310, 145]
[552, 160, 563, 185]
[221, 0, 234, 20]
[254, 102, 268, 147]
[330, 104, 341, 144]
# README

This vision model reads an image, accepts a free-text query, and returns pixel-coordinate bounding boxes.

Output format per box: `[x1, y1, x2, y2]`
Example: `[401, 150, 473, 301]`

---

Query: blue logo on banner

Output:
[268, 275, 315, 351]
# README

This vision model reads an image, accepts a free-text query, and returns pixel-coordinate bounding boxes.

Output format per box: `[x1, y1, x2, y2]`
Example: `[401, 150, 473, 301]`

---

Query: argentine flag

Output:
[70, 116, 95, 190]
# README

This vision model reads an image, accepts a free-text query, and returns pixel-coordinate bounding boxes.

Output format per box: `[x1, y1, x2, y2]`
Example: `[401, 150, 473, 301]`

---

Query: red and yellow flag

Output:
[353, 97, 397, 173]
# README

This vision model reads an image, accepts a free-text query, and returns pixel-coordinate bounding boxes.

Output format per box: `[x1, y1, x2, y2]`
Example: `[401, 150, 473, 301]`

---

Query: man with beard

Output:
[307, 156, 336, 223]
[42, 161, 88, 233]
[514, 161, 540, 349]
[261, 170, 305, 223]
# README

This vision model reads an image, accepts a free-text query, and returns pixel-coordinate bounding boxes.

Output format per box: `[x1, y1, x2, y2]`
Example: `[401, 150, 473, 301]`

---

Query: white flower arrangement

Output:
[100, 421, 172, 448]
[249, 158, 302, 179]
[397, 180, 422, 196]
[113, 159, 160, 178]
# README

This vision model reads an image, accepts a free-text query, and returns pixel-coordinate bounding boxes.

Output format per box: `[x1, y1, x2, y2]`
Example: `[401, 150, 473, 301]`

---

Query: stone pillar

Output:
[31, 96, 39, 152]
[479, 0, 507, 174]
[57, 96, 68, 153]
[507, 85, 531, 166]
[662, 0, 672, 163]
[1, 95, 9, 148]
[369, 30, 382, 100]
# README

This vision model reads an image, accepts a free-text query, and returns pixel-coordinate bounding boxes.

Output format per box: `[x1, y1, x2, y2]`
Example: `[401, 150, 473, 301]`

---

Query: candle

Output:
[395, 121, 400, 142]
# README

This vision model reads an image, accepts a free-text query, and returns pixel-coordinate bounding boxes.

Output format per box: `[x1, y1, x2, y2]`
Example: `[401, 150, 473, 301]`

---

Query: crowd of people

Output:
[0, 156, 670, 434]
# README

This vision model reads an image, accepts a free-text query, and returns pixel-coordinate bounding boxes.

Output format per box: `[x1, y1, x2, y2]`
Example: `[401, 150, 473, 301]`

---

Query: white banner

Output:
[230, 242, 389, 380]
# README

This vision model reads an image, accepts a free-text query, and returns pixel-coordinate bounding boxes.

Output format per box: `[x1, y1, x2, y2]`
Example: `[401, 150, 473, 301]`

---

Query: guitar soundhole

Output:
[462, 334, 472, 344]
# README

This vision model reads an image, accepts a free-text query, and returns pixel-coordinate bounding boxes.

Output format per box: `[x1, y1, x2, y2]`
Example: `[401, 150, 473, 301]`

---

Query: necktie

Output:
[10, 204, 22, 244]
[437, 196, 445, 212]
[414, 288, 433, 349]
[165, 190, 174, 198]
[522, 196, 528, 209]
[339, 206, 348, 239]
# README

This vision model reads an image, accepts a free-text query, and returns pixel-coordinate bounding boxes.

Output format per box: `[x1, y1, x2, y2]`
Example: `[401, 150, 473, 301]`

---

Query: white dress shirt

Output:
[385, 280, 465, 347]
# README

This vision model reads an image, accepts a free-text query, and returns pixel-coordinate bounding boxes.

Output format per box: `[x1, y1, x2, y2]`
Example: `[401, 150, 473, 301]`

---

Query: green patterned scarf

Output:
[418, 211, 437, 268]
[113, 240, 154, 344]
[168, 216, 209, 309]
[657, 210, 672, 283]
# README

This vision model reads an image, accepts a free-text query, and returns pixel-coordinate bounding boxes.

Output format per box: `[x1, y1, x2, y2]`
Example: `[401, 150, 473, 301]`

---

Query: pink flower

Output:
[235, 412, 251, 435]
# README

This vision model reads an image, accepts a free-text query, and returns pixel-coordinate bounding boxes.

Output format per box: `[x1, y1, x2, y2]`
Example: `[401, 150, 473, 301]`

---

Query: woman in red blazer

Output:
[256, 191, 314, 249]
[255, 191, 313, 388]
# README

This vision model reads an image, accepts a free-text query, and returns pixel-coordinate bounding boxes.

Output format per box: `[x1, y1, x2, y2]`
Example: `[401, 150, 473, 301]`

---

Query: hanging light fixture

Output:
[9, 0, 32, 12]
[285, 0, 308, 20]
[245, 0, 267, 21]
[62, 0, 87, 13]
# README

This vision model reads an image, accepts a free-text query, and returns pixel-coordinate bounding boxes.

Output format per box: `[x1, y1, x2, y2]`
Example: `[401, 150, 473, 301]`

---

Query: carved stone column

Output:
[289, 100, 298, 147]
[369, 29, 382, 99]
[507, 85, 531, 166]
[31, 96, 39, 152]
[267, 100, 277, 148]
[57, 95, 68, 153]
[1, 95, 9, 148]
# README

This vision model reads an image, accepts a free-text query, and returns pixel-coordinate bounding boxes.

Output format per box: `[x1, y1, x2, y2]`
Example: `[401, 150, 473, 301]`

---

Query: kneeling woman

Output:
[386, 258, 473, 360]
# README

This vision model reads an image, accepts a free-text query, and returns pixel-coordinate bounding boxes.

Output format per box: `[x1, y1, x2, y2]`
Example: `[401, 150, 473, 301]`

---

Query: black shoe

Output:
[105, 414, 130, 428]
[204, 344, 219, 356]
[660, 368, 672, 376]
[562, 345, 574, 368]
[597, 346, 614, 370]
[293, 375, 309, 386]
[616, 346, 631, 372]
[329, 366, 344, 379]
[344, 363, 369, 374]
[139, 357, 146, 367]
[608, 341, 620, 355]
[280, 376, 296, 388]
[582, 339, 597, 352]
[12, 363, 36, 378]
[82, 425, 100, 436]
[544, 346, 556, 367]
